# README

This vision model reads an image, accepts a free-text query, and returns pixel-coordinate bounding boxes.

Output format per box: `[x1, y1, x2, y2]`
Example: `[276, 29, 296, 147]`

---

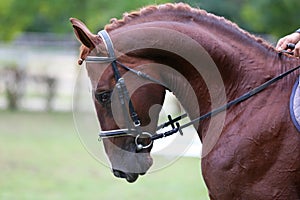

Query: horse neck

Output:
[160, 40, 300, 140]
[110, 16, 300, 139]
[108, 4, 300, 99]
[167, 23, 300, 102]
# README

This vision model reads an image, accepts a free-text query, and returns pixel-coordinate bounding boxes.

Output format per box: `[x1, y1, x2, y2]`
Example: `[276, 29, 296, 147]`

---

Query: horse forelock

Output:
[104, 3, 275, 52]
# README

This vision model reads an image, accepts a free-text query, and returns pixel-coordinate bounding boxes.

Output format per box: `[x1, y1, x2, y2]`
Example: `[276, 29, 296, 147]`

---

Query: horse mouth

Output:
[111, 155, 152, 183]
[113, 169, 143, 183]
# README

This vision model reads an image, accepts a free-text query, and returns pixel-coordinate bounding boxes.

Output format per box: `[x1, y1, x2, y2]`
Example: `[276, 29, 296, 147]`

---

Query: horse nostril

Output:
[113, 169, 127, 178]
[112, 169, 139, 183]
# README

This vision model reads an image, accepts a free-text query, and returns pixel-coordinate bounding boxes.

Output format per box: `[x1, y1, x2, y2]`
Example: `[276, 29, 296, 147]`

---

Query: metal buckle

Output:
[134, 120, 141, 127]
[131, 112, 141, 127]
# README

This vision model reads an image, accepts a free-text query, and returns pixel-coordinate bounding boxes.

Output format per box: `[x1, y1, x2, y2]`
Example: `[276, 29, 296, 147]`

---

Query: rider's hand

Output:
[276, 32, 300, 57]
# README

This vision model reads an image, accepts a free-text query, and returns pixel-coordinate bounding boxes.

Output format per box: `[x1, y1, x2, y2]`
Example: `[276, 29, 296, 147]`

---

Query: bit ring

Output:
[135, 132, 153, 151]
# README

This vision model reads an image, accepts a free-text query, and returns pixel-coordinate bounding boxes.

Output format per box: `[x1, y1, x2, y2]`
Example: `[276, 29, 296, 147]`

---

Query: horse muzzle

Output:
[111, 151, 153, 183]
[112, 169, 144, 183]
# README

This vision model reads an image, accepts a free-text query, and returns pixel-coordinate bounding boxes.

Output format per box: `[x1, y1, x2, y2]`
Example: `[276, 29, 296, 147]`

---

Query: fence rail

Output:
[0, 33, 79, 111]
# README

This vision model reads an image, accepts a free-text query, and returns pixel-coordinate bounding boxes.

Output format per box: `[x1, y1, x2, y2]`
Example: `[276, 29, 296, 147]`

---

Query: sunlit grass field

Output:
[0, 110, 209, 200]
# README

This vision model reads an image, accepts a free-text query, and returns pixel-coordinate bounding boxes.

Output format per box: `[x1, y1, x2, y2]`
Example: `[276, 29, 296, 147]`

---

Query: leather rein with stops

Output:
[85, 30, 300, 151]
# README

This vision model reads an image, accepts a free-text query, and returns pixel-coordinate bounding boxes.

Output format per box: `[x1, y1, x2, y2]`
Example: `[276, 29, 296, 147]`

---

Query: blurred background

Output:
[0, 0, 299, 199]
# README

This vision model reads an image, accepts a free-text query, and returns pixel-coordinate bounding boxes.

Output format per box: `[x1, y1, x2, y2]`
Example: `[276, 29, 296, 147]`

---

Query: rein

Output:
[86, 30, 300, 151]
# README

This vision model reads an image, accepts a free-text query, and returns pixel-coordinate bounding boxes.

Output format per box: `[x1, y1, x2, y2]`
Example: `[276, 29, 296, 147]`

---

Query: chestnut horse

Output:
[71, 3, 300, 199]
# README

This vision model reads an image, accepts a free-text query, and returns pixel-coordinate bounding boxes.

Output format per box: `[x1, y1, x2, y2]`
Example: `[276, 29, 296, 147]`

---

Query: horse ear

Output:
[70, 18, 98, 48]
[70, 18, 101, 65]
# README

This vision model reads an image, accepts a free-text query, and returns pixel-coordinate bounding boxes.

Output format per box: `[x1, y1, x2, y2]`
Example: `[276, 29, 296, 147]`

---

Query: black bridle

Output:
[85, 30, 300, 151]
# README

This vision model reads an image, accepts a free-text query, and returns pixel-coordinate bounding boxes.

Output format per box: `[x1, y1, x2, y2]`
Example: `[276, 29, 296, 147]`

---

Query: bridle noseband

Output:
[85, 30, 300, 152]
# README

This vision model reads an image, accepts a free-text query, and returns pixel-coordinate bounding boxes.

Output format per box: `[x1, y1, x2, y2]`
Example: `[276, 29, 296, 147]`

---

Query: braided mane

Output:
[105, 3, 200, 30]
[105, 3, 274, 51]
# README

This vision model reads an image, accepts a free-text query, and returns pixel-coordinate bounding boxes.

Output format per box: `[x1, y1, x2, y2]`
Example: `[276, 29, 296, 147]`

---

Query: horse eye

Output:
[95, 91, 112, 105]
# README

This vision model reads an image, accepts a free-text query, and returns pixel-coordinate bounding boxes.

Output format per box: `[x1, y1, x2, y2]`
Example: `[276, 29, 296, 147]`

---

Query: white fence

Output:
[0, 33, 79, 111]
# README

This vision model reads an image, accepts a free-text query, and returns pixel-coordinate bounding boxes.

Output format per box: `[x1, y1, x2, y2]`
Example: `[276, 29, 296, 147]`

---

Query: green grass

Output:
[0, 110, 209, 200]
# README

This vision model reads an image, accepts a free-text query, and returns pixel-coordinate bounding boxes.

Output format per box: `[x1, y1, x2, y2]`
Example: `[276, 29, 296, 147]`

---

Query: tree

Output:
[241, 0, 300, 37]
[0, 0, 170, 41]
[180, 0, 300, 38]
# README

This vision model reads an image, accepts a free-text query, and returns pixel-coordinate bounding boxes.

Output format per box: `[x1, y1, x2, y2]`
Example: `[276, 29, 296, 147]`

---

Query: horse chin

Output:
[112, 169, 144, 183]
[111, 154, 153, 183]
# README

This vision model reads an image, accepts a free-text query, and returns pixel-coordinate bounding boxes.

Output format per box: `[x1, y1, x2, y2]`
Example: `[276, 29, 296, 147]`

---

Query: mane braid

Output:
[105, 3, 275, 51]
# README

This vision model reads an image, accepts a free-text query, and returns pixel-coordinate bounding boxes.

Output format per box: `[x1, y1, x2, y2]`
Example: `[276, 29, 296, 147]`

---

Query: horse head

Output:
[70, 18, 166, 182]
